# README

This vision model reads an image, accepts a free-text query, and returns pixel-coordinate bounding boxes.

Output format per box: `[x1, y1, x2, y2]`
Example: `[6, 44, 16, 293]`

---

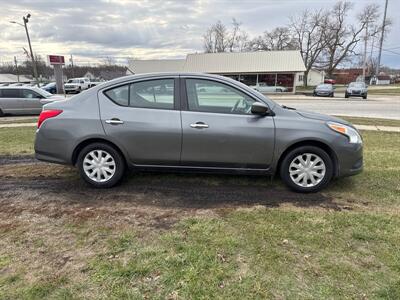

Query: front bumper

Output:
[335, 142, 363, 177]
[314, 91, 332, 96]
[346, 90, 367, 97]
[64, 86, 80, 92]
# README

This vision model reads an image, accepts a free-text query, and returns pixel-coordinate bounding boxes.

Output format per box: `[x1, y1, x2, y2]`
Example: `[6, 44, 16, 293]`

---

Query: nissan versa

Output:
[34, 73, 363, 193]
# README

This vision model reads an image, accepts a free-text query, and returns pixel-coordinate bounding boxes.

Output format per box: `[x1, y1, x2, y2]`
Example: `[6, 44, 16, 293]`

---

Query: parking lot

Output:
[270, 93, 400, 120]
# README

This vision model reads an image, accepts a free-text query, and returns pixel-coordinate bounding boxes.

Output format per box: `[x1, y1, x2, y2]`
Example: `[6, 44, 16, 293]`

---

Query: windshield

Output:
[349, 82, 365, 88]
[43, 82, 55, 88]
[67, 79, 80, 83]
[35, 88, 53, 98]
[317, 84, 332, 89]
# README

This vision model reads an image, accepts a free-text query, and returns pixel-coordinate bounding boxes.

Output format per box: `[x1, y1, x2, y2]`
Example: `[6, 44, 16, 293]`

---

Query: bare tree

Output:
[289, 9, 329, 86]
[248, 27, 297, 51]
[203, 19, 248, 53]
[102, 56, 116, 66]
[319, 1, 381, 77]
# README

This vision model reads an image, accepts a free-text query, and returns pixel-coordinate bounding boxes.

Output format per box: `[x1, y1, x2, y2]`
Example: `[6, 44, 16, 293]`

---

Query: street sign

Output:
[48, 55, 65, 65]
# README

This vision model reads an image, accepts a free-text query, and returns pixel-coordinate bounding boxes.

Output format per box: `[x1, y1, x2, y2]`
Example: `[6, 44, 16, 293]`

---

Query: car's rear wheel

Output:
[280, 146, 333, 193]
[77, 143, 125, 188]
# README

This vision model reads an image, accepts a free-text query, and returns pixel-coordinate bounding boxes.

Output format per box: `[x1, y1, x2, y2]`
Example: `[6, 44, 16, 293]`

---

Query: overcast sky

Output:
[0, 0, 399, 67]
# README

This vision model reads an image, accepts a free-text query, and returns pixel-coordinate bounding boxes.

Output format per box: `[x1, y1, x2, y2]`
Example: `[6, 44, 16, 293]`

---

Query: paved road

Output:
[0, 94, 399, 121]
[270, 94, 400, 120]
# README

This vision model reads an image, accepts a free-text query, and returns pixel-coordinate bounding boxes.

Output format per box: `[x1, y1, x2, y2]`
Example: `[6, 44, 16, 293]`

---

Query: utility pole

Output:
[362, 23, 368, 82]
[10, 14, 40, 87]
[14, 56, 19, 83]
[375, 0, 388, 78]
[70, 54, 75, 77]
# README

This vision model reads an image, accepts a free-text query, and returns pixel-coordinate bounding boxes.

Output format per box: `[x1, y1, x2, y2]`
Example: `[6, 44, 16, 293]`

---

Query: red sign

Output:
[48, 55, 65, 65]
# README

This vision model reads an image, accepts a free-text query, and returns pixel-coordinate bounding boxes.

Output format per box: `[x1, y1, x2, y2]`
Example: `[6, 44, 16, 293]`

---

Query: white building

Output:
[296, 69, 325, 86]
[128, 51, 306, 93]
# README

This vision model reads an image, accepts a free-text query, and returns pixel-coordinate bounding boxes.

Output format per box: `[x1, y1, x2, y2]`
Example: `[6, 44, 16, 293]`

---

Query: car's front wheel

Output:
[77, 143, 125, 188]
[280, 146, 333, 193]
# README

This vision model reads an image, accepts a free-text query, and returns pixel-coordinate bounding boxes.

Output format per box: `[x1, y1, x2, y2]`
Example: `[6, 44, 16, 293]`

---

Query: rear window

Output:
[0, 89, 20, 98]
[104, 79, 175, 110]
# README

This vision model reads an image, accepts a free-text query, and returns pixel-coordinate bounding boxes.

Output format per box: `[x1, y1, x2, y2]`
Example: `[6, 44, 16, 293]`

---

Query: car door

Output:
[0, 89, 24, 114]
[180, 77, 275, 169]
[98, 77, 182, 166]
[20, 89, 43, 114]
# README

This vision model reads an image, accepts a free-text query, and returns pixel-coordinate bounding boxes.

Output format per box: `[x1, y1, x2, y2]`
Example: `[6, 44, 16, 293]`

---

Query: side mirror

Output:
[251, 102, 272, 116]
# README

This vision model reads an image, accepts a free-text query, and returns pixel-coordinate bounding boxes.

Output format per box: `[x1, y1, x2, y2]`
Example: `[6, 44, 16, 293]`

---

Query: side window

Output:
[104, 85, 129, 106]
[129, 79, 174, 110]
[21, 89, 40, 99]
[104, 79, 174, 109]
[186, 79, 255, 115]
[1, 89, 20, 98]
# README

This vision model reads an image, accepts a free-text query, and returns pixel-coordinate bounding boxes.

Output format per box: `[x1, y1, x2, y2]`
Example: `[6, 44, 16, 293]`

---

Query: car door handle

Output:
[190, 122, 209, 129]
[105, 118, 124, 125]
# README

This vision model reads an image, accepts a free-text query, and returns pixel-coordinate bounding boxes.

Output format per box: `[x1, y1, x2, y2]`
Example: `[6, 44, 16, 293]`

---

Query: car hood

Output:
[296, 110, 353, 126]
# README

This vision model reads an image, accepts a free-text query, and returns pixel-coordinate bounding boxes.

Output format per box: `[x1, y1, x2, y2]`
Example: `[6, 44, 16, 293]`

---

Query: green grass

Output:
[326, 131, 400, 207]
[367, 89, 400, 95]
[0, 126, 35, 155]
[0, 117, 38, 124]
[335, 116, 400, 127]
[0, 127, 399, 299]
[86, 210, 400, 299]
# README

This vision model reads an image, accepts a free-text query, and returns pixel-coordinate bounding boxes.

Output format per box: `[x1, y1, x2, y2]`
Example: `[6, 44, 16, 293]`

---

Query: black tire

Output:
[77, 143, 125, 188]
[0, 108, 4, 117]
[363, 94, 367, 100]
[280, 146, 334, 193]
[345, 93, 349, 99]
[330, 93, 334, 97]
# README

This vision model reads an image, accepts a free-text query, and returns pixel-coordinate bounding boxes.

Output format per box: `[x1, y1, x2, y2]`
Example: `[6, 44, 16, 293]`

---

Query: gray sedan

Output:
[35, 73, 363, 193]
[0, 86, 65, 116]
[345, 82, 368, 99]
[313, 84, 334, 97]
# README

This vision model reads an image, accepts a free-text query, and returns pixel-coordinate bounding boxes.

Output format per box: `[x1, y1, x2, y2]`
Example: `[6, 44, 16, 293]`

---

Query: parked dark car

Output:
[42, 82, 57, 94]
[345, 82, 368, 99]
[35, 73, 363, 193]
[313, 84, 334, 97]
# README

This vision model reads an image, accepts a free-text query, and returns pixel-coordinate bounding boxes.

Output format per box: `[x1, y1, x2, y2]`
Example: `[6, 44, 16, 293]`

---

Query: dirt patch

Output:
[0, 159, 347, 221]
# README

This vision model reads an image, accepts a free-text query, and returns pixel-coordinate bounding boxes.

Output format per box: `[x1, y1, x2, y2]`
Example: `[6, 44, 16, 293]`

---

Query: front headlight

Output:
[327, 122, 362, 144]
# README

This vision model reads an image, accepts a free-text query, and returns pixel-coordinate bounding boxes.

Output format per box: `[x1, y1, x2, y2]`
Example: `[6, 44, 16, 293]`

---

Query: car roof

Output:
[0, 86, 39, 90]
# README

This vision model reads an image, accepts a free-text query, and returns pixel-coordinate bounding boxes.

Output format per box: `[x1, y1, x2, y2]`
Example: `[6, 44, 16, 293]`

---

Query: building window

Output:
[258, 74, 277, 86]
[239, 74, 257, 86]
[298, 74, 304, 82]
[276, 74, 294, 92]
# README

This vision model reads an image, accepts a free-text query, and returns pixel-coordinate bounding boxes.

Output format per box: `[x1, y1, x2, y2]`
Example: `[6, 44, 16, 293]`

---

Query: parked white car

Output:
[64, 77, 91, 93]
[250, 83, 288, 93]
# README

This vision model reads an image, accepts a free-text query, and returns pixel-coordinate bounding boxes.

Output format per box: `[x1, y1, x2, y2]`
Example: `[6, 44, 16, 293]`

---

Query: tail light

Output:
[38, 109, 63, 128]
